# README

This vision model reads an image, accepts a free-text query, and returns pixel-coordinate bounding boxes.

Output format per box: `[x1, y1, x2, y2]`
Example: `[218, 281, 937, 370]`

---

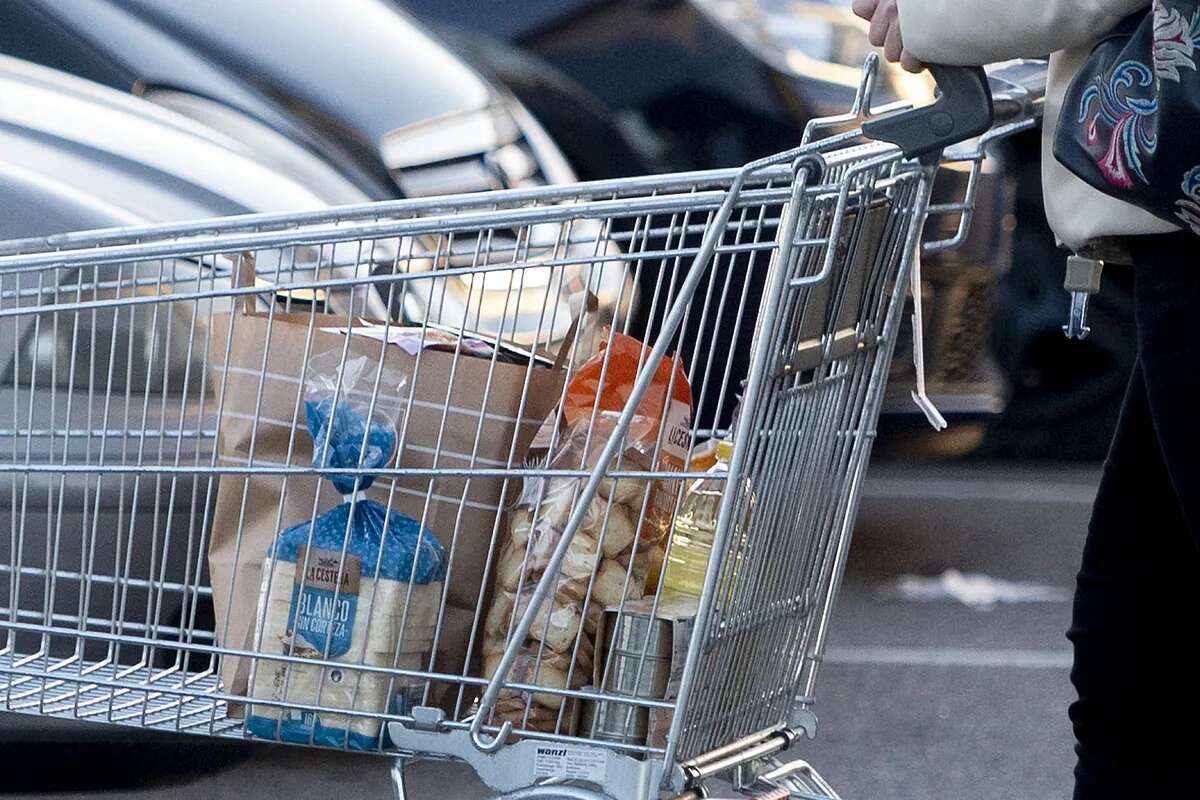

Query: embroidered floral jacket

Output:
[896, 0, 1183, 252]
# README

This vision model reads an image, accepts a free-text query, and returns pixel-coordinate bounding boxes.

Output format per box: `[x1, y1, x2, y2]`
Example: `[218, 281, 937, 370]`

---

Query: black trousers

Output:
[1069, 231, 1200, 798]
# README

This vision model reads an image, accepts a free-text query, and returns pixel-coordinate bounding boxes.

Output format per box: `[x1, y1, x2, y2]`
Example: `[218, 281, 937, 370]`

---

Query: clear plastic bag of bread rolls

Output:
[481, 423, 657, 734]
[480, 331, 694, 736]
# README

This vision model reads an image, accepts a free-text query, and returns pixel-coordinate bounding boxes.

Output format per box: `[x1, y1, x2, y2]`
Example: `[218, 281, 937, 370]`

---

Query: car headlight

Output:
[690, 0, 935, 106]
[381, 99, 629, 347]
[3, 259, 221, 398]
[380, 100, 575, 197]
[397, 223, 627, 348]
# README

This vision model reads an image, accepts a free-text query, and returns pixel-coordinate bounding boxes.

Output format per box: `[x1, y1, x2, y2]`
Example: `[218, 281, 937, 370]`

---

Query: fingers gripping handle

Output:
[862, 65, 994, 160]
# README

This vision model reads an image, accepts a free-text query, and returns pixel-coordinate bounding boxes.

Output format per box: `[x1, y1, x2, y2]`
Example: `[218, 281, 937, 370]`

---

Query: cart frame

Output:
[0, 56, 1042, 800]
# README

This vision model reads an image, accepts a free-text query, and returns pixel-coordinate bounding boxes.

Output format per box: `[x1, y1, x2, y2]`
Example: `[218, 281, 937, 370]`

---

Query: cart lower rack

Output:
[0, 57, 1041, 799]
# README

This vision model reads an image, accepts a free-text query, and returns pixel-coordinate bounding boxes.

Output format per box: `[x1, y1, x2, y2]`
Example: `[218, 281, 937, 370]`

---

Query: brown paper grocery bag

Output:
[206, 309, 564, 713]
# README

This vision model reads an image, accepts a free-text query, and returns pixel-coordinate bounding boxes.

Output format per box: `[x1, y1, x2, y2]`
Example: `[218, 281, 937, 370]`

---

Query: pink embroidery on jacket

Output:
[1078, 61, 1159, 188]
[1099, 114, 1137, 188]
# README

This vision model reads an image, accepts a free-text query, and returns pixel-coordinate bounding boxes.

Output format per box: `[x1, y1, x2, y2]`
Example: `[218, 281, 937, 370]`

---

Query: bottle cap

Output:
[716, 440, 734, 461]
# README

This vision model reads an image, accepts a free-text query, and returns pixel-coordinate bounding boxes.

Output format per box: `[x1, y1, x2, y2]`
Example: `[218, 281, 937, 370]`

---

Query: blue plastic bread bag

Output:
[245, 351, 446, 750]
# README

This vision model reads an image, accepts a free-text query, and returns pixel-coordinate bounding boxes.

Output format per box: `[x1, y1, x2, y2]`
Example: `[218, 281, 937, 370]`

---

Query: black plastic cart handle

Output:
[862, 65, 995, 161]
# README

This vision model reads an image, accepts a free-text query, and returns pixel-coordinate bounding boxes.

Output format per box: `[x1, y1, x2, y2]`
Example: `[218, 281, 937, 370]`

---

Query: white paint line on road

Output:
[862, 477, 1097, 506]
[824, 645, 1072, 670]
[883, 570, 1071, 609]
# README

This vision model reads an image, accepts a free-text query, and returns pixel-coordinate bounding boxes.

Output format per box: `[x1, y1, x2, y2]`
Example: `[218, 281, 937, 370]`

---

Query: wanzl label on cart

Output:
[286, 546, 361, 658]
[532, 744, 607, 784]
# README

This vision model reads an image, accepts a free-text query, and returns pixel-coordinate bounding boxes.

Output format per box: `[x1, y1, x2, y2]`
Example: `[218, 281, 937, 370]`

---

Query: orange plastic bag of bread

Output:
[562, 332, 694, 549]
[481, 331, 693, 734]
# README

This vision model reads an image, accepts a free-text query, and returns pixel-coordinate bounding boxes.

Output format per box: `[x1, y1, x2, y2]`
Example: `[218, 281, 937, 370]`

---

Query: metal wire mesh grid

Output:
[0, 142, 945, 786]
[0, 49, 1057, 799]
[0, 157, 819, 756]
[0, 651, 236, 736]
[0, 109, 1022, 800]
[669, 150, 931, 761]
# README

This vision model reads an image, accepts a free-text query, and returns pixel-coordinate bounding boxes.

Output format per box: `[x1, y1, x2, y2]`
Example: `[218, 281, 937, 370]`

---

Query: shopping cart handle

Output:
[862, 65, 994, 161]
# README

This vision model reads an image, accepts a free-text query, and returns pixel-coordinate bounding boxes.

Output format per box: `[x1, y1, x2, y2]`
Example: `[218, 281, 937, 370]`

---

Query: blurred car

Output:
[0, 0, 630, 349]
[400, 0, 1015, 454]
[404, 0, 1103, 458]
[3, 0, 1055, 454]
[0, 52, 379, 741]
[406, 0, 934, 172]
[0, 0, 576, 198]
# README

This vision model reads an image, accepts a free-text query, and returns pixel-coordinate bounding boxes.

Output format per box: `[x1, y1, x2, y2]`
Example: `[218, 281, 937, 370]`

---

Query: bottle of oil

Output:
[661, 440, 748, 599]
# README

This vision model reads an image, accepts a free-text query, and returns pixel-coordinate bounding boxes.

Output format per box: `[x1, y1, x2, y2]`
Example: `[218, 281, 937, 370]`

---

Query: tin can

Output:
[599, 609, 672, 698]
[580, 609, 675, 744]
[580, 691, 648, 744]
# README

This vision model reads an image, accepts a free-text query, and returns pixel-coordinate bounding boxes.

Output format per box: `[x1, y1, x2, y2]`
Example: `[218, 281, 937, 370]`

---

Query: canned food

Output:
[603, 609, 673, 657]
[599, 609, 672, 698]
[580, 691, 648, 744]
[581, 608, 677, 746]
[600, 649, 671, 698]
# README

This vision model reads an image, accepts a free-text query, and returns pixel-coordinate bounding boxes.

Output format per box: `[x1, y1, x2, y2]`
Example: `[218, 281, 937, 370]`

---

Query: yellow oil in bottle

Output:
[662, 440, 742, 599]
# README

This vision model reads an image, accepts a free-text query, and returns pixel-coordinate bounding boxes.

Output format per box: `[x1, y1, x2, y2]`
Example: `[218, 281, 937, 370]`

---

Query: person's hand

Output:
[851, 0, 925, 73]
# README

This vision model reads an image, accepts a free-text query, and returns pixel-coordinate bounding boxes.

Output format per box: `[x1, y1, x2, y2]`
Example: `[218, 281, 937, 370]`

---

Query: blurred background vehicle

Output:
[0, 0, 628, 742]
[0, 0, 630, 351]
[0, 50, 364, 741]
[0, 0, 1094, 458]
[0, 0, 579, 200]
[401, 0, 1132, 459]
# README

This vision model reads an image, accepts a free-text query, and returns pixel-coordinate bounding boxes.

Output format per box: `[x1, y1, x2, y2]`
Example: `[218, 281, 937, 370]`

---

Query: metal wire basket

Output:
[0, 56, 1042, 799]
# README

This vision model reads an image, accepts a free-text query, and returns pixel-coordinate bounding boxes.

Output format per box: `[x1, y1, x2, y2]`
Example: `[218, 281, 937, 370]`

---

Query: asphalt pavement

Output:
[795, 462, 1095, 800]
[0, 461, 1099, 800]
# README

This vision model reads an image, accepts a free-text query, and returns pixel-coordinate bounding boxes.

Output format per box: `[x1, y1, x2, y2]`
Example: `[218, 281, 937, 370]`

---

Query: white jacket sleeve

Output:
[896, 0, 1150, 64]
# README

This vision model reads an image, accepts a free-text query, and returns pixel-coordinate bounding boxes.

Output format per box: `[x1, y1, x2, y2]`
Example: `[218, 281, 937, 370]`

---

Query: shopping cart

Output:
[0, 56, 1042, 799]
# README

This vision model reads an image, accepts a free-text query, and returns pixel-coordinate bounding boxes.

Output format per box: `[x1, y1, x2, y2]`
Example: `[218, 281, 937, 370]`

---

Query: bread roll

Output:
[496, 542, 529, 593]
[583, 601, 604, 636]
[567, 528, 600, 556]
[535, 477, 578, 531]
[614, 548, 633, 570]
[512, 591, 582, 653]
[573, 635, 594, 678]
[485, 652, 503, 684]
[487, 650, 570, 710]
[591, 559, 633, 608]
[555, 543, 602, 605]
[598, 504, 637, 557]
[599, 475, 644, 506]
[533, 643, 592, 679]
[496, 699, 560, 732]
[535, 601, 582, 653]
[484, 590, 515, 647]
[529, 662, 570, 710]
[494, 695, 524, 713]
[595, 445, 651, 505]
[489, 628, 594, 682]
[500, 699, 559, 724]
